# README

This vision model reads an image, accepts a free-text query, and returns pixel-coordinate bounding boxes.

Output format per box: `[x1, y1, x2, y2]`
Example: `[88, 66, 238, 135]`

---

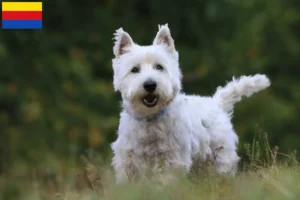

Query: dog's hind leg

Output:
[211, 145, 240, 176]
[207, 123, 241, 176]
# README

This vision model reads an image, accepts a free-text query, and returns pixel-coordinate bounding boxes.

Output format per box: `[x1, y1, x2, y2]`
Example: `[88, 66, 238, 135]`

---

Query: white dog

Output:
[111, 24, 270, 184]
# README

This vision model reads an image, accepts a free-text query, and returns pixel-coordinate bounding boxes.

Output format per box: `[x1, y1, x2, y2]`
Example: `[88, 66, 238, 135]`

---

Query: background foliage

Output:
[0, 0, 300, 172]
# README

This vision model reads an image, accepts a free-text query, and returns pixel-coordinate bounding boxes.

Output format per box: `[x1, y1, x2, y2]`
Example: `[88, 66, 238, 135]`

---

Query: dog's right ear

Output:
[113, 28, 134, 57]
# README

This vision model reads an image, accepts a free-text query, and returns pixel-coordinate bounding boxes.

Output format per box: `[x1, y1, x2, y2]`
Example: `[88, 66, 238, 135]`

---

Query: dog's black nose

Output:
[143, 80, 157, 92]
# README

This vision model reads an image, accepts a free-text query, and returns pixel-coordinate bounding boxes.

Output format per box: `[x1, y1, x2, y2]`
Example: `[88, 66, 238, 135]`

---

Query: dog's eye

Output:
[131, 66, 140, 73]
[155, 64, 164, 71]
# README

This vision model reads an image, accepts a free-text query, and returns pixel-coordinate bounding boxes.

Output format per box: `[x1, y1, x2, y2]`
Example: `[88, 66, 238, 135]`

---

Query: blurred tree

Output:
[0, 0, 299, 170]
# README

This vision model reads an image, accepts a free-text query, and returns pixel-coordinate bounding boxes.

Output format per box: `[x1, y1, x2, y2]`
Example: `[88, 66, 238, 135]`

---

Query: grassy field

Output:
[1, 134, 299, 200]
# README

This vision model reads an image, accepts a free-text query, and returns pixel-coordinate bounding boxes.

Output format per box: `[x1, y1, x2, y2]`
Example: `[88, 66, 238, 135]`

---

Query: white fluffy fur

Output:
[111, 24, 271, 184]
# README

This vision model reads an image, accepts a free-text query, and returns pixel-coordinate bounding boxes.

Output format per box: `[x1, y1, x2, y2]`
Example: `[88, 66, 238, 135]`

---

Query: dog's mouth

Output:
[142, 94, 158, 107]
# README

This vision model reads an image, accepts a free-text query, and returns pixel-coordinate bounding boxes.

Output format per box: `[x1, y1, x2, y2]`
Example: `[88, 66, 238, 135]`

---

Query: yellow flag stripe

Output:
[2, 2, 42, 11]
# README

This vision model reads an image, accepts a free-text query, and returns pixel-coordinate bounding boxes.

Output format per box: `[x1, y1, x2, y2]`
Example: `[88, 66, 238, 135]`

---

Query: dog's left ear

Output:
[153, 24, 176, 54]
[113, 28, 134, 57]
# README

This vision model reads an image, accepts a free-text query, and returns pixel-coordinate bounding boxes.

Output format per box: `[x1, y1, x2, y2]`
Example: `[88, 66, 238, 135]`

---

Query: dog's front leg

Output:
[112, 149, 140, 184]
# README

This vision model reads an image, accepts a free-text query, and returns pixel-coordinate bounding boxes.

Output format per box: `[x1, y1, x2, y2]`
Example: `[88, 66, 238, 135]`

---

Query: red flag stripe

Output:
[2, 11, 42, 20]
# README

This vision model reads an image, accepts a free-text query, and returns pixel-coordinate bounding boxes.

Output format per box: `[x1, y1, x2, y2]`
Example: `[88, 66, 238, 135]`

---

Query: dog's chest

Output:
[134, 120, 180, 166]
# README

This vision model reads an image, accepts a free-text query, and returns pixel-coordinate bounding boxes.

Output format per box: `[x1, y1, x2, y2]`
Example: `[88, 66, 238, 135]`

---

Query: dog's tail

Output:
[213, 74, 271, 115]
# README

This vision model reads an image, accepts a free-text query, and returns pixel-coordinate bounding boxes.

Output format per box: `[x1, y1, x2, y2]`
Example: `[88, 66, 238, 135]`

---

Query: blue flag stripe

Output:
[2, 20, 42, 29]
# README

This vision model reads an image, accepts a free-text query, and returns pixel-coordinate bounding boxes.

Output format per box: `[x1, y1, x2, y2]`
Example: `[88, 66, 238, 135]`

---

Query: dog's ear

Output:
[153, 24, 176, 54]
[113, 28, 134, 57]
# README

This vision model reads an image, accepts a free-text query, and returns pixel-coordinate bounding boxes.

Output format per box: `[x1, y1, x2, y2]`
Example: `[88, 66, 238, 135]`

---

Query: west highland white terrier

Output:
[111, 24, 270, 184]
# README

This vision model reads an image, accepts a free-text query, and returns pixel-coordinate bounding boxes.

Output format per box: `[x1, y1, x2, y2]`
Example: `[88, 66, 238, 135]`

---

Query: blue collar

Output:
[133, 108, 168, 121]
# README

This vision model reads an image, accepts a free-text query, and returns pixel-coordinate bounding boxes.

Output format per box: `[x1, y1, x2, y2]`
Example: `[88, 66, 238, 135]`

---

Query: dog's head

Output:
[112, 24, 182, 117]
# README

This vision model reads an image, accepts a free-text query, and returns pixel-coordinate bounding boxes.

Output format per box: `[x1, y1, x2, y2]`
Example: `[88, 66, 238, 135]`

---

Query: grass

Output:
[1, 131, 300, 200]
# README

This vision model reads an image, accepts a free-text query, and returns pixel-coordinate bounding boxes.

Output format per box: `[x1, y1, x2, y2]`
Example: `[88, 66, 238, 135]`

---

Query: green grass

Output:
[1, 132, 300, 200]
[1, 163, 300, 200]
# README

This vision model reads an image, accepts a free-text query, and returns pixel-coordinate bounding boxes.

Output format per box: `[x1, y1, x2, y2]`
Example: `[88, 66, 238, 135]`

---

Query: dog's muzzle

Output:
[142, 79, 159, 107]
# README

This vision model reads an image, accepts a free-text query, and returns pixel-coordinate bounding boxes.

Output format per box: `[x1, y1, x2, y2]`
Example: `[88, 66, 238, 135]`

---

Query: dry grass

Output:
[1, 132, 299, 200]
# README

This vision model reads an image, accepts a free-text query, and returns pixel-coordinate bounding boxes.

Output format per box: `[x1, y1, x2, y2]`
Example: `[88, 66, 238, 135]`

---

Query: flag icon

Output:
[2, 2, 42, 29]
